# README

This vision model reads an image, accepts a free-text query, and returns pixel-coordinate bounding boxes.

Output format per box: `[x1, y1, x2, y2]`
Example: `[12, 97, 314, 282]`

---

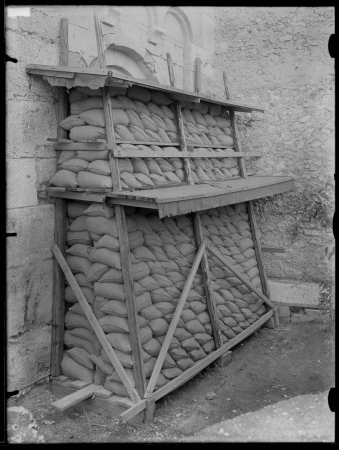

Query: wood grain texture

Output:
[176, 103, 194, 185]
[51, 198, 66, 376]
[195, 57, 201, 93]
[26, 65, 265, 113]
[144, 241, 206, 398]
[193, 213, 223, 348]
[52, 245, 141, 403]
[57, 18, 69, 142]
[93, 10, 106, 69]
[166, 53, 175, 87]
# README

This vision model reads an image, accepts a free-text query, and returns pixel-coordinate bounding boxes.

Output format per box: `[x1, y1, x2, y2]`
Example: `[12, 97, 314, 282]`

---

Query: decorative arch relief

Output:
[102, 7, 122, 27]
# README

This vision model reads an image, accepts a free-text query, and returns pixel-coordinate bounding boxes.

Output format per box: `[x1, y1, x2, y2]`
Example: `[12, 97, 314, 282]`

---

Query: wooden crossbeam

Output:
[52, 245, 141, 403]
[94, 10, 147, 397]
[206, 244, 274, 309]
[120, 309, 274, 423]
[144, 240, 206, 398]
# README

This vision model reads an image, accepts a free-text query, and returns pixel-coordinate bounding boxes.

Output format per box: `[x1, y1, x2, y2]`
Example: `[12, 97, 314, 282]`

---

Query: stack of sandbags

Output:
[198, 202, 267, 341]
[50, 86, 240, 190]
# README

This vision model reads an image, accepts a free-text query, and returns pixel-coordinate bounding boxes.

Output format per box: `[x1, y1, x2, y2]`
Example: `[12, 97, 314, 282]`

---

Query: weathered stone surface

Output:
[7, 326, 51, 391]
[268, 280, 320, 308]
[6, 205, 55, 268]
[6, 159, 38, 209]
[7, 259, 54, 338]
[278, 305, 290, 317]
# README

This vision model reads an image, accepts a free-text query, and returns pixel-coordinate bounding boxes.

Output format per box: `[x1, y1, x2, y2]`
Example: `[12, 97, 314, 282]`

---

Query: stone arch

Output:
[90, 33, 159, 82]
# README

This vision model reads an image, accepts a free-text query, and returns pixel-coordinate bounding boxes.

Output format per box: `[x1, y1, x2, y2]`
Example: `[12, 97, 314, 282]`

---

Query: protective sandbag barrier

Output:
[50, 86, 241, 190]
[61, 199, 266, 394]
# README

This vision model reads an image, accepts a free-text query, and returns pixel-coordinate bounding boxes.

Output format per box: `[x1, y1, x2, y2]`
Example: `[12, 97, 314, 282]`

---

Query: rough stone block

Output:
[6, 100, 58, 159]
[305, 309, 322, 320]
[267, 280, 320, 308]
[278, 305, 290, 317]
[290, 314, 301, 324]
[7, 326, 51, 392]
[6, 159, 38, 209]
[6, 205, 55, 268]
[215, 351, 232, 368]
[279, 316, 290, 324]
[36, 158, 57, 186]
[7, 258, 54, 337]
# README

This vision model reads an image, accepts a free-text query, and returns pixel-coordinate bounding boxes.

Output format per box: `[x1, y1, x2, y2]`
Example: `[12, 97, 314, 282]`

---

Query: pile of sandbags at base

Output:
[49, 85, 239, 189]
[199, 202, 267, 340]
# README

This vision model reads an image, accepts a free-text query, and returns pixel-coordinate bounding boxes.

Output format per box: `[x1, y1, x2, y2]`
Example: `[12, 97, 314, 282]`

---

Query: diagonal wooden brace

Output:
[143, 240, 207, 398]
[52, 244, 141, 403]
[206, 243, 275, 309]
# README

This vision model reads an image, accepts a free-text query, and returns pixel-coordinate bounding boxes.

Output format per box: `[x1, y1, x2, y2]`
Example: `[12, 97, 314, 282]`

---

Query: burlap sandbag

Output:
[127, 85, 151, 103]
[66, 347, 94, 370]
[86, 160, 111, 176]
[65, 285, 94, 305]
[64, 331, 94, 354]
[65, 254, 92, 275]
[59, 115, 86, 131]
[50, 170, 78, 188]
[61, 352, 94, 382]
[88, 247, 121, 269]
[69, 89, 88, 103]
[87, 263, 110, 282]
[93, 281, 124, 300]
[116, 95, 137, 111]
[68, 298, 90, 318]
[65, 311, 92, 332]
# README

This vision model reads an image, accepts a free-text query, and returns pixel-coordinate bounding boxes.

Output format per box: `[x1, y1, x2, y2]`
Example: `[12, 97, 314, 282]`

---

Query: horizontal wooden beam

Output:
[261, 247, 286, 253]
[120, 309, 273, 423]
[26, 64, 264, 112]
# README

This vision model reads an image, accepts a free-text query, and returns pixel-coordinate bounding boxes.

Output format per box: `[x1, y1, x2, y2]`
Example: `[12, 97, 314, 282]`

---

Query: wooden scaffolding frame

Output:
[41, 12, 289, 423]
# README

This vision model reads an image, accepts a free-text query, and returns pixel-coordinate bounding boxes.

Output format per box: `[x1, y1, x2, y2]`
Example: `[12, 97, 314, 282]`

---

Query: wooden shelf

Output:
[26, 64, 265, 113]
[105, 176, 295, 218]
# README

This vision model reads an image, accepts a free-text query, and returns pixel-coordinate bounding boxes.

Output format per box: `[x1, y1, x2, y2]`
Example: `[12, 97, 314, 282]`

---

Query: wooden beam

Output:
[206, 244, 275, 309]
[94, 11, 146, 397]
[52, 384, 97, 412]
[223, 71, 246, 178]
[261, 247, 285, 253]
[176, 103, 194, 186]
[144, 241, 206, 398]
[52, 245, 141, 403]
[120, 309, 273, 423]
[51, 198, 66, 376]
[195, 57, 201, 93]
[57, 19, 69, 145]
[166, 53, 175, 87]
[193, 213, 223, 348]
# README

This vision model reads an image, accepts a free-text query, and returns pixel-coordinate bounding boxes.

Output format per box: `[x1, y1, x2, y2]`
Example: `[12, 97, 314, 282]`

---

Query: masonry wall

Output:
[208, 7, 334, 285]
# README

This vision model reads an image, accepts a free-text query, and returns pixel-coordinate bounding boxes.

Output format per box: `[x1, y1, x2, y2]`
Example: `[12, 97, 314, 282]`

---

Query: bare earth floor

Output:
[7, 321, 335, 443]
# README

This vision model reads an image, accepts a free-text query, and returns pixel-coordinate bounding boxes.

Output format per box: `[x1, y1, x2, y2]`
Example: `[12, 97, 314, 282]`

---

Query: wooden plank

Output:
[166, 53, 175, 87]
[176, 103, 194, 185]
[26, 64, 265, 112]
[51, 384, 97, 412]
[47, 189, 105, 203]
[68, 380, 92, 390]
[195, 57, 201, 93]
[193, 213, 223, 348]
[52, 245, 141, 403]
[120, 309, 273, 423]
[144, 400, 156, 423]
[54, 142, 112, 151]
[206, 244, 275, 309]
[261, 247, 286, 253]
[93, 11, 147, 398]
[113, 149, 260, 159]
[51, 198, 66, 376]
[144, 241, 206, 398]
[92, 386, 114, 399]
[56, 18, 69, 145]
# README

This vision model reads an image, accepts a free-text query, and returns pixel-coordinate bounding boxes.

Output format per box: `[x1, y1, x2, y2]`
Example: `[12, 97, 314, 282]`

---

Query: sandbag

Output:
[59, 115, 86, 131]
[50, 170, 78, 188]
[148, 318, 169, 336]
[117, 95, 137, 111]
[65, 254, 92, 275]
[64, 330, 94, 354]
[150, 92, 172, 106]
[94, 281, 124, 300]
[65, 311, 92, 332]
[127, 86, 151, 103]
[185, 319, 205, 335]
[69, 89, 88, 103]
[188, 348, 207, 362]
[181, 337, 201, 351]
[176, 357, 195, 371]
[77, 171, 112, 189]
[66, 347, 94, 370]
[86, 216, 118, 238]
[135, 292, 152, 312]
[65, 285, 94, 305]
[61, 352, 94, 382]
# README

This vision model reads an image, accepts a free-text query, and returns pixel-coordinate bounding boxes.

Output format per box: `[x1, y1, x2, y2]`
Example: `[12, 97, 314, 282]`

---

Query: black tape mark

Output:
[328, 35, 335, 58]
[328, 387, 336, 412]
[5, 54, 18, 63]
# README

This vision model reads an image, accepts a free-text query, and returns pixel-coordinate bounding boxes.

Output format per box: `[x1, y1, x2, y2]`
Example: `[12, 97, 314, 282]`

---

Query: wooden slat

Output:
[206, 244, 275, 309]
[52, 245, 141, 403]
[166, 53, 175, 87]
[113, 149, 260, 159]
[223, 71, 246, 178]
[57, 18, 69, 145]
[51, 198, 66, 376]
[47, 189, 105, 203]
[54, 142, 112, 151]
[26, 64, 265, 112]
[193, 213, 223, 348]
[120, 309, 274, 423]
[94, 11, 146, 398]
[176, 103, 194, 185]
[195, 57, 201, 93]
[52, 384, 97, 412]
[144, 241, 206, 398]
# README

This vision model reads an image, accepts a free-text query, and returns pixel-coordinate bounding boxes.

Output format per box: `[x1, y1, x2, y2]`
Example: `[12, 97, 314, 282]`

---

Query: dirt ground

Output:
[7, 320, 334, 443]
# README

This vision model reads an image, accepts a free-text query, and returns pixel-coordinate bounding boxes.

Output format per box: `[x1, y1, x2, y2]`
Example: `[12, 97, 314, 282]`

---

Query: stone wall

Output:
[209, 7, 334, 284]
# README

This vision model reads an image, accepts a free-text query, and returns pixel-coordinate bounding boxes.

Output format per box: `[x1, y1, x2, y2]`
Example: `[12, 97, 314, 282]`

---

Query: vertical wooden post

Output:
[94, 10, 147, 397]
[51, 17, 69, 375]
[194, 57, 201, 93]
[166, 53, 175, 87]
[222, 70, 278, 327]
